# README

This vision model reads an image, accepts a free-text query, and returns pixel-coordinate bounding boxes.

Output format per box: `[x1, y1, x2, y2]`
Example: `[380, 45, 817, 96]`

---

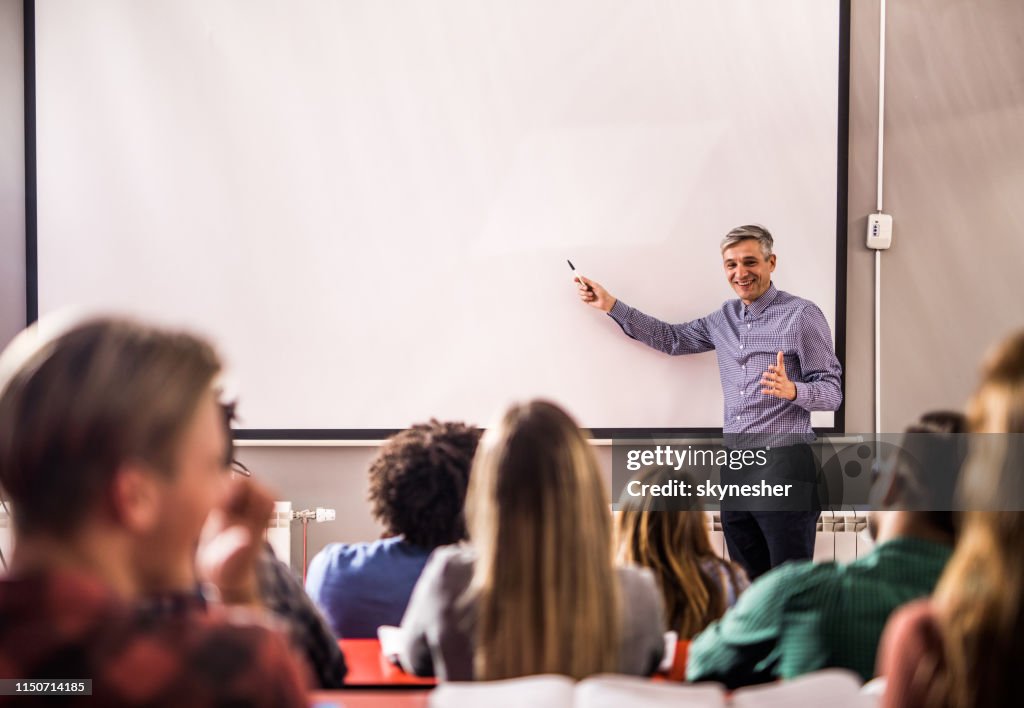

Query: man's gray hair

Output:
[720, 224, 774, 258]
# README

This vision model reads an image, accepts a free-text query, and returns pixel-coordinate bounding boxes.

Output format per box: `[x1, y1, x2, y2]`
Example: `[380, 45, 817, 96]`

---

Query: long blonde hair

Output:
[466, 400, 619, 680]
[928, 331, 1024, 708]
[616, 467, 739, 638]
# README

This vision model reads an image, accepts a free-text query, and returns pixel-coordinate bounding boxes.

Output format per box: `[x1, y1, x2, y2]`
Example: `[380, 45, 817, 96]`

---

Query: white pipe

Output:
[875, 250, 881, 435]
[876, 0, 887, 213]
[874, 0, 887, 436]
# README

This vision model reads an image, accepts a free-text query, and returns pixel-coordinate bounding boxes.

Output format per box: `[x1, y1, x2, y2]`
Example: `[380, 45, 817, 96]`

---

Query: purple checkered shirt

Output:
[608, 283, 842, 442]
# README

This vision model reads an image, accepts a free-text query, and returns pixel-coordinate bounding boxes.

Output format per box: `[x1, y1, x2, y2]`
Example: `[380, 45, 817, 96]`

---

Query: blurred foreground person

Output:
[0, 317, 307, 706]
[879, 330, 1024, 708]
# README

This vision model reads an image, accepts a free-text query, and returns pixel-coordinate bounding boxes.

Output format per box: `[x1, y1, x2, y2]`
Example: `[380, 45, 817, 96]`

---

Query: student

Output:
[878, 331, 1024, 708]
[687, 411, 967, 687]
[138, 449, 348, 689]
[306, 420, 480, 638]
[0, 317, 308, 706]
[616, 467, 749, 639]
[226, 422, 347, 688]
[256, 544, 348, 688]
[398, 400, 665, 681]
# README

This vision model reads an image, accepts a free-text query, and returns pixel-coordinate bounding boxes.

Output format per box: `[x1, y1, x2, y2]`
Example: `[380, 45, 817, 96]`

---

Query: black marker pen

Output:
[567, 260, 592, 292]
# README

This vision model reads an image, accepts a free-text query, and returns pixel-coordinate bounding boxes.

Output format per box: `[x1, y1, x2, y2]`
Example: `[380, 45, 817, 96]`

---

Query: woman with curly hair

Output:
[305, 420, 480, 638]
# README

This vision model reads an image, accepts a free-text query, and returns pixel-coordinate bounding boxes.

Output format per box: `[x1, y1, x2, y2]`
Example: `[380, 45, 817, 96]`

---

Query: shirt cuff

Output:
[608, 299, 630, 323]
[792, 381, 812, 410]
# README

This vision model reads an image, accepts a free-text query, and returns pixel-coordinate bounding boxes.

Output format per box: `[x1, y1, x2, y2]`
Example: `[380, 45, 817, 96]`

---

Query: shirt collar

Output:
[742, 282, 779, 319]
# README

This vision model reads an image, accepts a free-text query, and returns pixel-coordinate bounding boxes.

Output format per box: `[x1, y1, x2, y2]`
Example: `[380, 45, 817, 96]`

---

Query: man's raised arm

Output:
[576, 276, 715, 356]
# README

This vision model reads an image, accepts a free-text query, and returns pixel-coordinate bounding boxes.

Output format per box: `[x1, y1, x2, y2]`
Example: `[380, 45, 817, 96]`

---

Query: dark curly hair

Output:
[367, 420, 481, 549]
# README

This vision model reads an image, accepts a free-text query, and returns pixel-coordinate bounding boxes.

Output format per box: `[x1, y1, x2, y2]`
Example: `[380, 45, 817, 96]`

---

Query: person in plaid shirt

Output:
[0, 317, 308, 706]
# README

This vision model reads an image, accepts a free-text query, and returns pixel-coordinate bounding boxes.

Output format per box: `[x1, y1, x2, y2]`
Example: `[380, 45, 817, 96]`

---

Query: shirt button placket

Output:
[740, 316, 747, 416]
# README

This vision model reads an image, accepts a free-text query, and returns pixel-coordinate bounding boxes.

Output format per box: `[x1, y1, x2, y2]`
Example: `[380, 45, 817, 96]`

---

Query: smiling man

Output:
[576, 224, 842, 578]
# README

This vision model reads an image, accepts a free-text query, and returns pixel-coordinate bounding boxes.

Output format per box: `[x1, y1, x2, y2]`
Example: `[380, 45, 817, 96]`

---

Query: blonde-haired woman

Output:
[617, 467, 748, 639]
[878, 330, 1024, 708]
[398, 400, 665, 681]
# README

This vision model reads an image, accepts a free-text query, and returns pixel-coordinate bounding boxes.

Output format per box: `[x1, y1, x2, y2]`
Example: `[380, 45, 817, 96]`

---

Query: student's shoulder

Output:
[615, 562, 654, 586]
[614, 564, 663, 606]
[883, 598, 940, 645]
[185, 621, 309, 705]
[311, 537, 412, 568]
[155, 599, 293, 640]
[425, 542, 474, 564]
[695, 561, 832, 636]
[614, 566, 665, 637]
[418, 544, 476, 591]
[108, 606, 309, 703]
[743, 559, 840, 606]
[307, 540, 360, 567]
[702, 556, 751, 593]
[777, 557, 842, 585]
[877, 599, 943, 685]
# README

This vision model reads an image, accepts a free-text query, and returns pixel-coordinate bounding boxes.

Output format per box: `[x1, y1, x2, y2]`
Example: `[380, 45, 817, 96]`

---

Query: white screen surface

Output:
[35, 0, 842, 432]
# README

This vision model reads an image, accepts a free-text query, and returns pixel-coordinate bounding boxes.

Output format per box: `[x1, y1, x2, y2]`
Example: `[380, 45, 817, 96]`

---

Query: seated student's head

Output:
[929, 330, 1024, 708]
[466, 399, 618, 680]
[959, 329, 1024, 504]
[617, 466, 745, 638]
[0, 317, 234, 596]
[868, 410, 968, 544]
[368, 420, 480, 549]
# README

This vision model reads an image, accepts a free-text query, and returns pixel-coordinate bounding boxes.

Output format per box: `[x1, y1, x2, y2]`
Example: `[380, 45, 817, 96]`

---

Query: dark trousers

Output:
[720, 444, 820, 581]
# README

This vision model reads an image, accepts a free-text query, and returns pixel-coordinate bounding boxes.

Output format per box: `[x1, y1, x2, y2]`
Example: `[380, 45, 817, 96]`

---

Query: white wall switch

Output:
[867, 213, 893, 249]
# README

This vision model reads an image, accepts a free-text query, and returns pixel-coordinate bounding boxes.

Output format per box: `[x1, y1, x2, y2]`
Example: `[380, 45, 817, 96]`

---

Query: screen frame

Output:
[22, 0, 850, 440]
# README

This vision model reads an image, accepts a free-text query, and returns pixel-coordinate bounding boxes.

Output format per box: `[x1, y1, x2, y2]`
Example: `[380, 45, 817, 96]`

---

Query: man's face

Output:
[134, 389, 231, 591]
[722, 240, 776, 304]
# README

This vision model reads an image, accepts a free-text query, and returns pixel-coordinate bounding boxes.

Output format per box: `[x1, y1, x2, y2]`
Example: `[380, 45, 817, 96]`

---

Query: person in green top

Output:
[686, 411, 967, 687]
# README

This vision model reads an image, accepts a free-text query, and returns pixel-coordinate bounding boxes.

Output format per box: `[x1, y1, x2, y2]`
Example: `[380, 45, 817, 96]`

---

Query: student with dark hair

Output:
[253, 544, 347, 688]
[222, 412, 347, 688]
[305, 420, 480, 638]
[687, 411, 967, 687]
[0, 317, 308, 706]
[616, 467, 748, 639]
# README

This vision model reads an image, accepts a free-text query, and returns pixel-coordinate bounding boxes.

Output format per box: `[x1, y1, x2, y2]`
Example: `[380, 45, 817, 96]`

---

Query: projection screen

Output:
[30, 0, 848, 435]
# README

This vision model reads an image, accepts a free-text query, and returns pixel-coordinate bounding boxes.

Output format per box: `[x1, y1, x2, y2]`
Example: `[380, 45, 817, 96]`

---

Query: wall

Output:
[0, 0, 25, 348]
[236, 443, 617, 568]
[0, 0, 23, 568]
[845, 0, 1024, 432]
[3, 0, 1024, 570]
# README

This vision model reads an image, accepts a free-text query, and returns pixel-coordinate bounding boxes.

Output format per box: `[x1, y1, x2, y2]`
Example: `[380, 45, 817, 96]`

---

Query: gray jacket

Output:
[398, 545, 666, 681]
